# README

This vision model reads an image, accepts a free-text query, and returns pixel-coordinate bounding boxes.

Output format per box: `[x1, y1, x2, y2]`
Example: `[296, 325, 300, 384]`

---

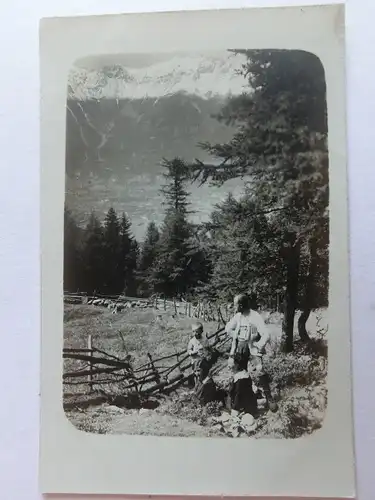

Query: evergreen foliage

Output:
[149, 157, 210, 299]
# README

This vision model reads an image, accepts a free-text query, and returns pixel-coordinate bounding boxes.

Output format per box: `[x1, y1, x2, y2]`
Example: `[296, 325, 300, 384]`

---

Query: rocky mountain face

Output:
[65, 52, 248, 240]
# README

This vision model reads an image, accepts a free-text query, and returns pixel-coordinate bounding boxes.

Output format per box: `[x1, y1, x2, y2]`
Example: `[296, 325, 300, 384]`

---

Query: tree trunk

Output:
[281, 234, 301, 353]
[298, 238, 318, 342]
[298, 308, 311, 341]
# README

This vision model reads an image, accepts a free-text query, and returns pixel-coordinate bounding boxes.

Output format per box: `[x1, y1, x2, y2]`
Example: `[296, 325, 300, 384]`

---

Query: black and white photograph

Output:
[63, 47, 329, 439]
[40, 6, 354, 497]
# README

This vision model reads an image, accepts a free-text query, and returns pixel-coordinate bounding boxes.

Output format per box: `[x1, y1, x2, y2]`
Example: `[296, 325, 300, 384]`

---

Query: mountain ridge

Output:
[68, 52, 248, 100]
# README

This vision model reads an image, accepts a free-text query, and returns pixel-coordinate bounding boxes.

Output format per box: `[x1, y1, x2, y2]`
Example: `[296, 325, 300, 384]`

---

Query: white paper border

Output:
[40, 4, 354, 497]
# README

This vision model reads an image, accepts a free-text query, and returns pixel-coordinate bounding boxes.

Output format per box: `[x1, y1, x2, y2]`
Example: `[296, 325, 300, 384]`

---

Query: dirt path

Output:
[111, 408, 220, 437]
[67, 403, 221, 437]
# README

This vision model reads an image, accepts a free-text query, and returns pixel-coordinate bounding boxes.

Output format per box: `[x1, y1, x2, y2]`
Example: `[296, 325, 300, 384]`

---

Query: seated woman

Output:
[226, 353, 258, 417]
[195, 374, 220, 405]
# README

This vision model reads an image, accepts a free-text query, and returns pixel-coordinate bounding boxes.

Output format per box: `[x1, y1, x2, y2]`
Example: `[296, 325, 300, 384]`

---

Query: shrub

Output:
[255, 331, 328, 438]
[258, 384, 327, 438]
[261, 337, 327, 390]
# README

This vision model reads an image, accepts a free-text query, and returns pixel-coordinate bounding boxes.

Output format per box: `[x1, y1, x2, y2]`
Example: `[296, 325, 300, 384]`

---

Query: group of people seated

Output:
[187, 293, 278, 417]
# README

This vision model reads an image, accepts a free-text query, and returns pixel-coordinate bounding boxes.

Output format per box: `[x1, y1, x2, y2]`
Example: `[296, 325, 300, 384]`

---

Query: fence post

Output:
[176, 352, 182, 374]
[147, 353, 161, 383]
[217, 306, 223, 325]
[87, 334, 93, 394]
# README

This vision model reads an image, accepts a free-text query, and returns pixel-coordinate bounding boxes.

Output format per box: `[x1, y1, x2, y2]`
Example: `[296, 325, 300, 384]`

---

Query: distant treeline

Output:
[64, 157, 211, 301]
[65, 159, 328, 310]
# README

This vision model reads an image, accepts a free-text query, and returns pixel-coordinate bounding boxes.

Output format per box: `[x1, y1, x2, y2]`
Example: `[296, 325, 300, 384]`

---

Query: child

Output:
[187, 322, 209, 384]
[187, 322, 220, 386]
[187, 322, 206, 357]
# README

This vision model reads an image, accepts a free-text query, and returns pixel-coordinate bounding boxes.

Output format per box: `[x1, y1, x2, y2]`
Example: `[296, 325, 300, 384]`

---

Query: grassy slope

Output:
[63, 304, 328, 438]
[63, 304, 221, 389]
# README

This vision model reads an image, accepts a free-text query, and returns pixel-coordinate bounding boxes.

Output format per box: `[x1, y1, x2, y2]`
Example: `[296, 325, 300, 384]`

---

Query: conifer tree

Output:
[82, 212, 106, 294]
[119, 212, 138, 296]
[151, 157, 209, 298]
[204, 191, 283, 304]
[64, 206, 84, 292]
[138, 221, 160, 296]
[103, 207, 121, 293]
[159, 157, 191, 215]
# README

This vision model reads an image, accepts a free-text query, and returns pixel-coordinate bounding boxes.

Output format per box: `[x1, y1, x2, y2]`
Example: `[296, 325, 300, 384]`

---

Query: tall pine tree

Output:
[64, 206, 84, 292]
[138, 221, 160, 297]
[151, 157, 209, 298]
[102, 207, 122, 294]
[81, 212, 106, 294]
[119, 212, 138, 296]
[159, 157, 191, 215]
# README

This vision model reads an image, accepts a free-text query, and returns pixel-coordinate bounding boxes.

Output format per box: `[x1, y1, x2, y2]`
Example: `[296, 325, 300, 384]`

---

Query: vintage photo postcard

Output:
[40, 4, 355, 498]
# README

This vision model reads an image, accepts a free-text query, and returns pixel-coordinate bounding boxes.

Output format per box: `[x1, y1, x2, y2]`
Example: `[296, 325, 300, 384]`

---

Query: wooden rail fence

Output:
[64, 291, 283, 319]
[64, 292, 235, 323]
[63, 326, 230, 397]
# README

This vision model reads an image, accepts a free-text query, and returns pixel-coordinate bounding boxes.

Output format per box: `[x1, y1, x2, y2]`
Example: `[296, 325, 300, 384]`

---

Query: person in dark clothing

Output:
[227, 353, 258, 416]
[194, 373, 226, 406]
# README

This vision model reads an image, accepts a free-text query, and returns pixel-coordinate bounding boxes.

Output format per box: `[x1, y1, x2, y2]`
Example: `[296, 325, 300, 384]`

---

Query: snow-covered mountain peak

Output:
[68, 51, 248, 100]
